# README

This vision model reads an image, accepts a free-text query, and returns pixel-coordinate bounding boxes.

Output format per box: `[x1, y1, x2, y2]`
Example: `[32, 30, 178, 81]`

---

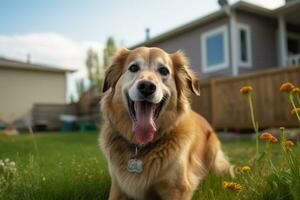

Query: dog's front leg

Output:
[163, 187, 193, 200]
[154, 182, 193, 200]
[108, 178, 127, 200]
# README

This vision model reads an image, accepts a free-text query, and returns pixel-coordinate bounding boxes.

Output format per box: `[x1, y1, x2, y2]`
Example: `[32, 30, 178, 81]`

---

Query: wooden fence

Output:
[32, 95, 101, 131]
[32, 103, 77, 130]
[191, 66, 300, 130]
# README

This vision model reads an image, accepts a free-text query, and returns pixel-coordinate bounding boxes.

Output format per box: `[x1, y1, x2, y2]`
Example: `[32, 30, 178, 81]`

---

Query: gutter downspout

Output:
[228, 8, 239, 76]
[278, 14, 287, 67]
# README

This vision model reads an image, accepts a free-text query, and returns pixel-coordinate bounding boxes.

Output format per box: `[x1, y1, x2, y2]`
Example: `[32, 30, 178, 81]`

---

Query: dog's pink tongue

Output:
[134, 101, 156, 145]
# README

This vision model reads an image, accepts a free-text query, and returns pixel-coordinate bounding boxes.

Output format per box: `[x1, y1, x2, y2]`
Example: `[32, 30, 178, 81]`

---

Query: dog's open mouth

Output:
[126, 93, 166, 145]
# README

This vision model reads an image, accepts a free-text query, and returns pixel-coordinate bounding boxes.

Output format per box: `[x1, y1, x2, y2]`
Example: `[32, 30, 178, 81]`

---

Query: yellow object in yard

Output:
[0, 127, 19, 136]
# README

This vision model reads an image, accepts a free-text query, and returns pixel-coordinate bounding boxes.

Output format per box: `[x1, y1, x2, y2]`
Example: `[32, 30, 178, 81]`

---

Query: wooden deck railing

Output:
[288, 54, 300, 66]
[191, 66, 300, 129]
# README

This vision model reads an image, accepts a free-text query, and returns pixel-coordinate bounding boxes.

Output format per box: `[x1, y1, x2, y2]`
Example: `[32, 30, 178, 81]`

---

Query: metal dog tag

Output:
[127, 158, 143, 173]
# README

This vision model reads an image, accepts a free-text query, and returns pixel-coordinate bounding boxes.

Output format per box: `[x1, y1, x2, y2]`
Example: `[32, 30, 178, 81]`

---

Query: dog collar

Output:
[127, 145, 143, 173]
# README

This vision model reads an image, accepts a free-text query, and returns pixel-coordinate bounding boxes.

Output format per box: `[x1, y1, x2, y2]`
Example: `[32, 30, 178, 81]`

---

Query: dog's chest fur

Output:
[101, 124, 194, 199]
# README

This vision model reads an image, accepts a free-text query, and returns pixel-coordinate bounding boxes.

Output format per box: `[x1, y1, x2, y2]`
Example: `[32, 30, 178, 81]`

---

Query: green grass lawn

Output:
[0, 132, 299, 200]
[0, 132, 110, 200]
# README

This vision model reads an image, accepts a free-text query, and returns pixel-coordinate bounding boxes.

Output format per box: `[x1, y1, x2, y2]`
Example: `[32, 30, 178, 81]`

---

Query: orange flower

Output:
[280, 82, 295, 92]
[285, 140, 295, 148]
[223, 181, 242, 191]
[270, 136, 278, 143]
[260, 132, 278, 143]
[291, 108, 300, 115]
[260, 132, 273, 140]
[234, 167, 242, 174]
[293, 87, 300, 93]
[240, 86, 253, 95]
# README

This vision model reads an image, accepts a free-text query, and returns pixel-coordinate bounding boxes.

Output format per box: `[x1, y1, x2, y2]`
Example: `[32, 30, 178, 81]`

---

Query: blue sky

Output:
[0, 0, 284, 100]
[0, 0, 221, 46]
[0, 0, 284, 46]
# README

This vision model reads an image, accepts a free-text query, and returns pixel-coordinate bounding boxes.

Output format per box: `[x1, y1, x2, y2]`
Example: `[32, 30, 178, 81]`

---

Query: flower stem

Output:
[266, 141, 276, 171]
[288, 93, 300, 123]
[247, 94, 259, 158]
[280, 128, 287, 151]
[280, 128, 288, 166]
[297, 93, 300, 107]
[28, 126, 40, 158]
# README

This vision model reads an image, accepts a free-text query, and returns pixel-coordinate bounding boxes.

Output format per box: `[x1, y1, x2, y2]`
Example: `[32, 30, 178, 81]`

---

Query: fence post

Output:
[210, 78, 217, 129]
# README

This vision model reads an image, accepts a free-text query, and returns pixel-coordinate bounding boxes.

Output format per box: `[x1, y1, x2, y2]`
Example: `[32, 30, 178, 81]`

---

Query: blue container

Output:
[60, 115, 77, 132]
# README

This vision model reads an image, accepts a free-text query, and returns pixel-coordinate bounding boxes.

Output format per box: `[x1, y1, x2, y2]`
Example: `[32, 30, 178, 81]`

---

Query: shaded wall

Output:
[0, 67, 66, 127]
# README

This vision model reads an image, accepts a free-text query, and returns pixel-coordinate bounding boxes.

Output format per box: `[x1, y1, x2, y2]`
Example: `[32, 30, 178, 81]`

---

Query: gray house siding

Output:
[236, 10, 278, 74]
[148, 17, 232, 79]
[139, 9, 281, 80]
[147, 11, 279, 79]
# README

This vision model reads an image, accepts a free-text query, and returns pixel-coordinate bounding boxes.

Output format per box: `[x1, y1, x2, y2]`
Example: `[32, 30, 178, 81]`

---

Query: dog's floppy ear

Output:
[171, 51, 201, 96]
[102, 48, 130, 93]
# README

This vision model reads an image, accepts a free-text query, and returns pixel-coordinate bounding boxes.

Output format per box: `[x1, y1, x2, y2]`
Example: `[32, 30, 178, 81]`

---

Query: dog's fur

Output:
[100, 47, 230, 200]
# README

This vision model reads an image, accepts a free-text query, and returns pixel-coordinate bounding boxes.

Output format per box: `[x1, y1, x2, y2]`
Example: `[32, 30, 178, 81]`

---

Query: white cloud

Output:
[0, 33, 103, 101]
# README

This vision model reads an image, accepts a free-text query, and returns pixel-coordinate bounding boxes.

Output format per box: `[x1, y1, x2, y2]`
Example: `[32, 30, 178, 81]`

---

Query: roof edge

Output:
[129, 1, 277, 48]
[130, 9, 226, 49]
[0, 57, 76, 73]
[274, 0, 300, 12]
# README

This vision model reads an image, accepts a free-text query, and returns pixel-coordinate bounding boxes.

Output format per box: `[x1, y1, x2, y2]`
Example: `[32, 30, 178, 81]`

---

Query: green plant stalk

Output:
[247, 94, 259, 158]
[265, 141, 276, 171]
[280, 128, 291, 169]
[280, 128, 287, 152]
[286, 149, 297, 174]
[265, 141, 270, 162]
[288, 150, 295, 165]
[296, 93, 300, 107]
[28, 127, 39, 158]
[288, 93, 300, 123]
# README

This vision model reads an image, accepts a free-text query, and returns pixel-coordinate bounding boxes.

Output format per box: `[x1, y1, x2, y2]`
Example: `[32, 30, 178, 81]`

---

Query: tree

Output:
[103, 37, 117, 70]
[81, 37, 117, 95]
[85, 48, 101, 87]
[76, 78, 85, 98]
[69, 94, 75, 104]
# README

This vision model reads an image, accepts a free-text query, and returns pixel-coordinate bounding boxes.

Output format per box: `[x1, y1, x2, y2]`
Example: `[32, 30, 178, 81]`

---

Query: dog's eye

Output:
[158, 67, 169, 76]
[128, 64, 140, 73]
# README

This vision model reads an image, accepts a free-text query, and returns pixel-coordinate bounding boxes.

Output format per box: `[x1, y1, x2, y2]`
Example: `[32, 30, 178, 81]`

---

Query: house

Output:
[0, 57, 75, 129]
[131, 0, 300, 79]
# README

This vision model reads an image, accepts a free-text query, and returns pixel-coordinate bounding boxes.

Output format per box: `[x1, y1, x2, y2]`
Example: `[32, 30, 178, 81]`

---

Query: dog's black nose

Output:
[137, 81, 156, 97]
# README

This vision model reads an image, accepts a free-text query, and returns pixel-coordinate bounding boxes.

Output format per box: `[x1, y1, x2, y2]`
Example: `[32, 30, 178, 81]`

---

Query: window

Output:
[238, 24, 252, 67]
[201, 26, 229, 73]
[287, 33, 300, 55]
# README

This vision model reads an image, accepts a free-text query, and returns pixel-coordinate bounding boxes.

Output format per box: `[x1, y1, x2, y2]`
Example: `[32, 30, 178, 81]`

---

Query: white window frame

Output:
[237, 23, 252, 68]
[201, 25, 229, 73]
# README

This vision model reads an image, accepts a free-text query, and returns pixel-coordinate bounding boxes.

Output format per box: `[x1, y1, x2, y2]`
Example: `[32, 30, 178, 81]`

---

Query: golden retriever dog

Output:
[100, 47, 230, 200]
